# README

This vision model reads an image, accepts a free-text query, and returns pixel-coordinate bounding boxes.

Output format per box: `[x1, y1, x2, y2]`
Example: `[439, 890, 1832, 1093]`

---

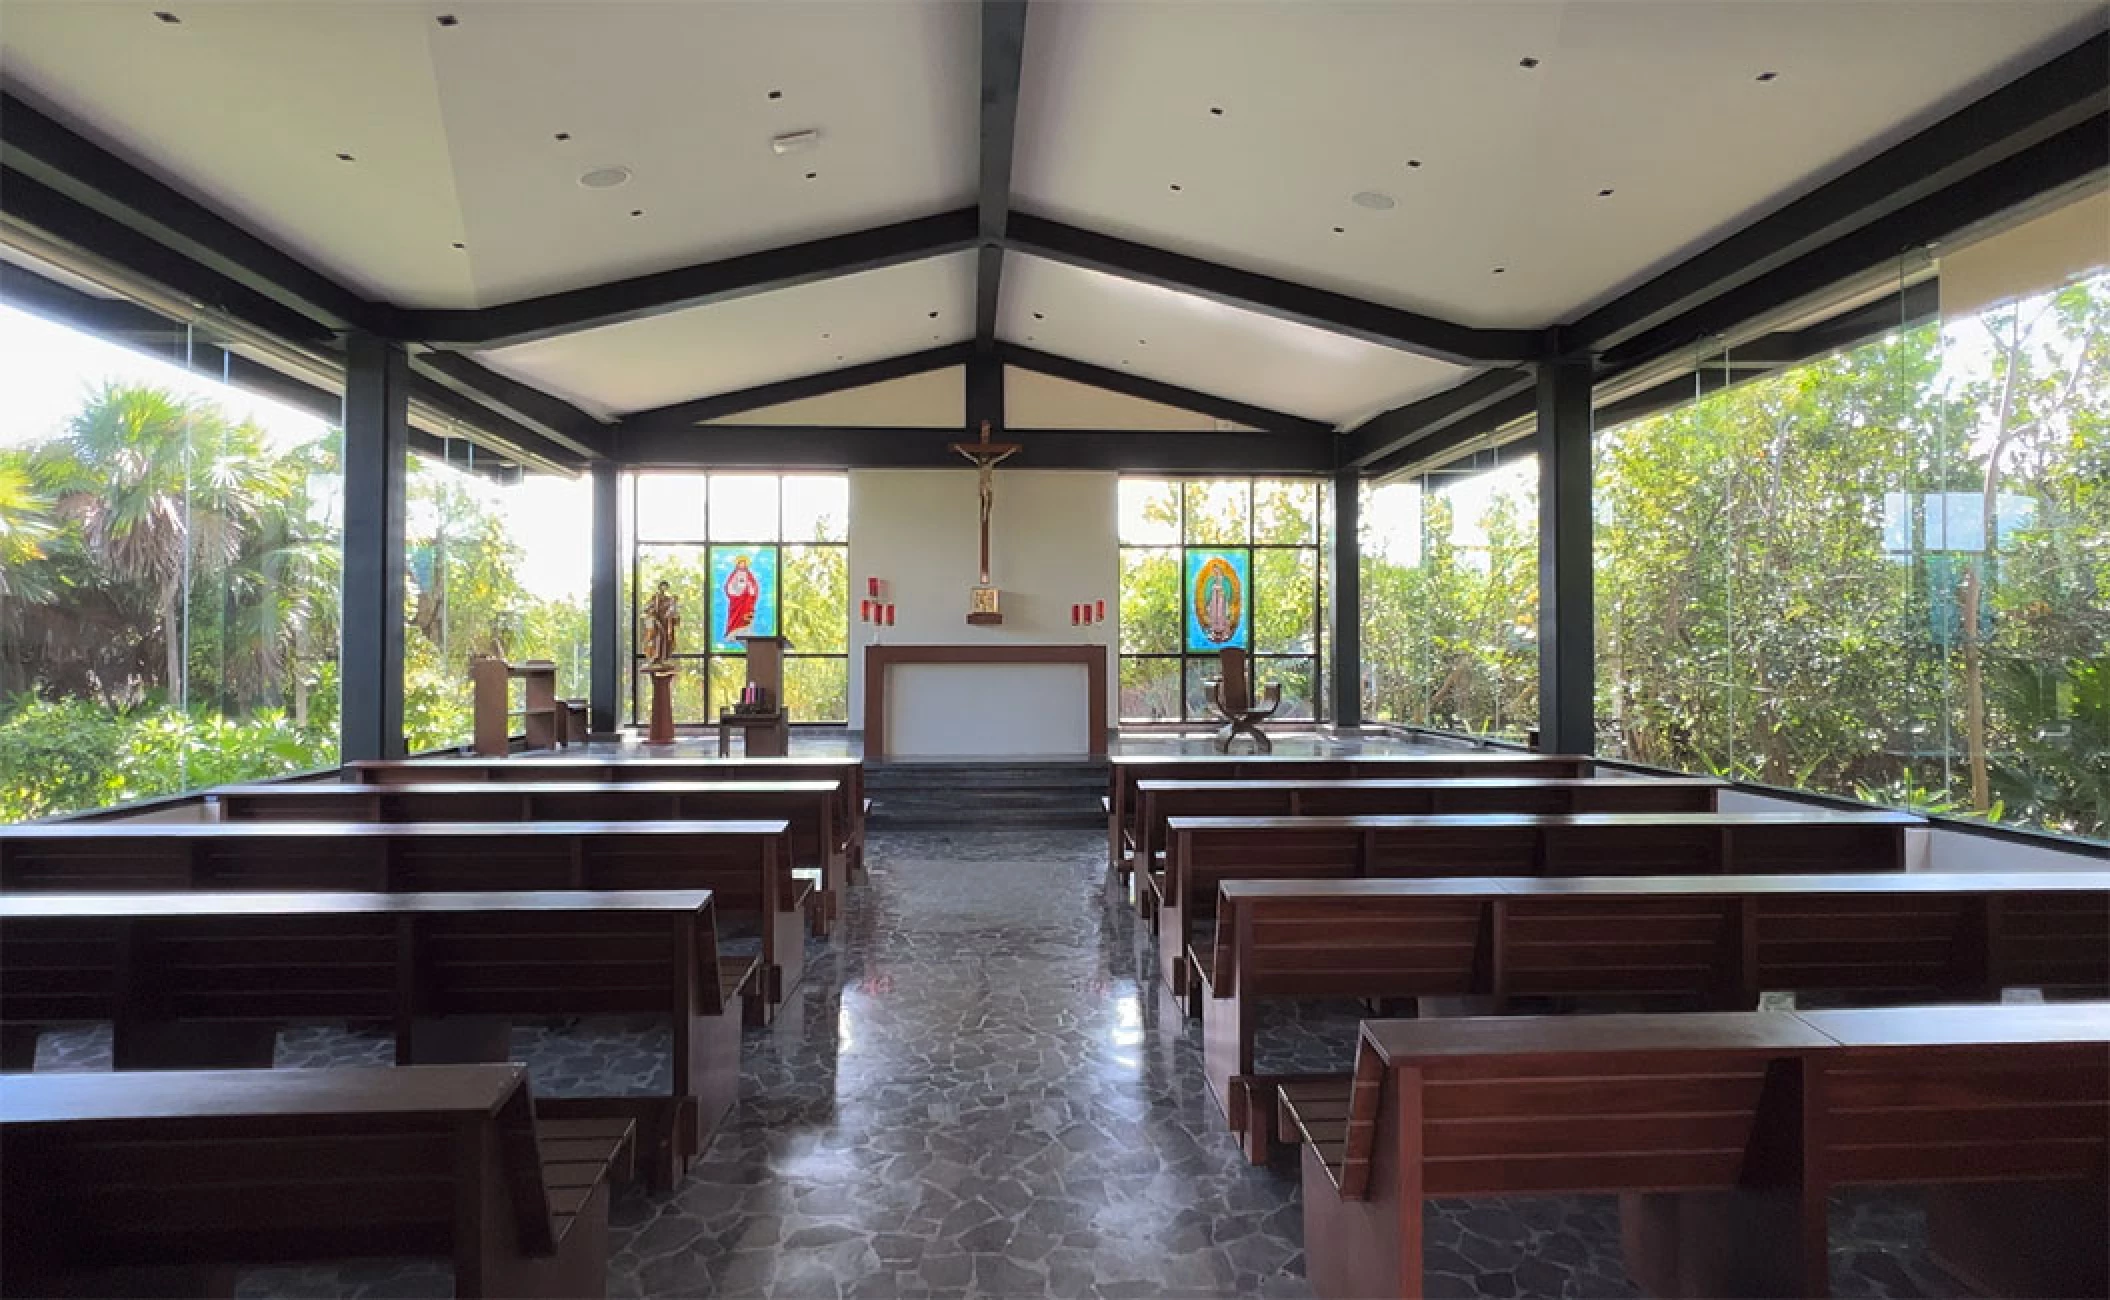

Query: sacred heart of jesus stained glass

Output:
[1183, 547, 1250, 652]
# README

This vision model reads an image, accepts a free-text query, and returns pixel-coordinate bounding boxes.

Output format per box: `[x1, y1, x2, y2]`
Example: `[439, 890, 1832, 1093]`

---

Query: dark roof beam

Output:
[975, 0, 1029, 353]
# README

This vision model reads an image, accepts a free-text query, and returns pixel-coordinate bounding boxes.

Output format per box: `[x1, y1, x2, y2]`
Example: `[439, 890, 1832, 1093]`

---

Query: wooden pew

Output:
[1204, 872, 2110, 1157]
[1105, 752, 1592, 874]
[0, 888, 750, 1187]
[0, 819, 808, 1023]
[212, 779, 848, 934]
[1157, 809, 1921, 1007]
[0, 1063, 632, 1298]
[345, 755, 868, 882]
[1132, 776, 1727, 915]
[1282, 1004, 2109, 1300]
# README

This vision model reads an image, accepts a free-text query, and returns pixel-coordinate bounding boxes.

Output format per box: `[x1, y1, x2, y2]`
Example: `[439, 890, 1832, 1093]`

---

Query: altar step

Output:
[865, 759, 1108, 831]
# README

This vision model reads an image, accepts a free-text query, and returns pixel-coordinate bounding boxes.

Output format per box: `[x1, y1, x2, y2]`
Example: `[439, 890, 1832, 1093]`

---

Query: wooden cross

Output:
[948, 419, 1022, 585]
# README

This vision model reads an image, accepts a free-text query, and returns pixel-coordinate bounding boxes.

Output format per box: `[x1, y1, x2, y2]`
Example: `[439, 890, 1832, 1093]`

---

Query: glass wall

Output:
[1595, 205, 2108, 841]
[628, 472, 848, 724]
[1, 302, 343, 819]
[402, 444, 591, 752]
[1360, 450, 1540, 740]
[1117, 477, 1325, 723]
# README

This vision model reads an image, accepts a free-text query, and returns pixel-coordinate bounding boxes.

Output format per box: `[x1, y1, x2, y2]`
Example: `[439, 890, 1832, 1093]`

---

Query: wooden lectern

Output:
[718, 635, 792, 757]
[470, 657, 560, 757]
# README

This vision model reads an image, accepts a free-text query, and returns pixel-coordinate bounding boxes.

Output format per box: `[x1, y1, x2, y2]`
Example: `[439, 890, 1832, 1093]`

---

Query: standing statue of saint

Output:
[642, 580, 681, 670]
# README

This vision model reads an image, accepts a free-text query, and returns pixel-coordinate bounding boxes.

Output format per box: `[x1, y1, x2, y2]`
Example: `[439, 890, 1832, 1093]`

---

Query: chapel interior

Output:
[0, 3, 2106, 1298]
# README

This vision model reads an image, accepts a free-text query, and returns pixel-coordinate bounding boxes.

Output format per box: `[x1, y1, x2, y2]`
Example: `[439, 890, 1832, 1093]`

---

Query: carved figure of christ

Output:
[949, 420, 1021, 585]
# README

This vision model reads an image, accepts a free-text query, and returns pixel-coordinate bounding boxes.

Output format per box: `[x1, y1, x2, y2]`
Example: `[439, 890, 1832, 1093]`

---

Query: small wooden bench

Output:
[0, 818, 809, 1023]
[0, 889, 752, 1187]
[346, 755, 868, 883]
[0, 1063, 632, 1298]
[1158, 809, 1921, 1008]
[1284, 1004, 2109, 1299]
[1105, 752, 1591, 874]
[1133, 775, 1727, 918]
[212, 778, 848, 935]
[1205, 872, 2110, 1157]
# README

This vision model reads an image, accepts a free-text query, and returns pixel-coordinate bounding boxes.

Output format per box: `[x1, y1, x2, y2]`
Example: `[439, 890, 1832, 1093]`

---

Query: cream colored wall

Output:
[847, 469, 1118, 751]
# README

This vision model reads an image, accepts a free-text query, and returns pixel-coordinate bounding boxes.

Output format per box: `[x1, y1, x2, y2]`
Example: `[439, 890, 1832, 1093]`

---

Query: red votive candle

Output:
[884, 604, 896, 626]
[1071, 604, 1081, 625]
[1095, 599, 1106, 623]
[868, 577, 880, 598]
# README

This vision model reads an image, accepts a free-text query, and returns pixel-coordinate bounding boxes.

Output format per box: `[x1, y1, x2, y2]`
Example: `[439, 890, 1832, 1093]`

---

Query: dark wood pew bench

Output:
[0, 818, 809, 1024]
[0, 1063, 631, 1299]
[1105, 752, 1592, 876]
[1132, 775, 1727, 918]
[213, 778, 848, 936]
[1205, 872, 2110, 1159]
[0, 888, 752, 1188]
[1283, 1004, 2109, 1300]
[1158, 809, 1922, 1009]
[345, 755, 867, 883]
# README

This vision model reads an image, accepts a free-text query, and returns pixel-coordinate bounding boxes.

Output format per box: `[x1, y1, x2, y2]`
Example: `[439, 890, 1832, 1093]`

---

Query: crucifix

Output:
[949, 419, 1021, 625]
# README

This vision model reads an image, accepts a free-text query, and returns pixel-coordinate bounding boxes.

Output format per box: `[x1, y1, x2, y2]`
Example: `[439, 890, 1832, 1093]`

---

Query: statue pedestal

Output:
[646, 670, 676, 746]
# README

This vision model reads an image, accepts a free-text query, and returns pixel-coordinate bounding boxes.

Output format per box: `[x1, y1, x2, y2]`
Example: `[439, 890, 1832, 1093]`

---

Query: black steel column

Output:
[1535, 357, 1595, 755]
[340, 333, 409, 761]
[589, 461, 620, 735]
[966, 352, 1005, 431]
[1328, 467, 1362, 729]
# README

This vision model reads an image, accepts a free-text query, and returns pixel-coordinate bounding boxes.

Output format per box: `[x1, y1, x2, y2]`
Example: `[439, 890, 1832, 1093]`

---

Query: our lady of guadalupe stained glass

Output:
[1183, 547, 1250, 652]
[708, 545, 779, 653]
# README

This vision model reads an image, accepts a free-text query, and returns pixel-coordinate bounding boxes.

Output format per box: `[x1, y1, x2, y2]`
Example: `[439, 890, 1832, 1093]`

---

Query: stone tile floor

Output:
[26, 827, 1964, 1298]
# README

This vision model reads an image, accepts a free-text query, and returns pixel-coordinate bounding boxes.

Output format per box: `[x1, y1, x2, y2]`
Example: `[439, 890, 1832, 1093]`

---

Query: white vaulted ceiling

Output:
[0, 1, 977, 307]
[476, 252, 977, 418]
[1, 0, 2102, 430]
[1013, 0, 2105, 328]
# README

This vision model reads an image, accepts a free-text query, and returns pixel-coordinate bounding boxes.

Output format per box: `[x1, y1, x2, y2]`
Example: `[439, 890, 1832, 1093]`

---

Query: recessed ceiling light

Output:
[629, 209, 645, 218]
[1518, 56, 1540, 69]
[335, 152, 356, 163]
[804, 171, 818, 181]
[580, 165, 633, 189]
[1597, 188, 1615, 198]
[822, 332, 831, 340]
[1492, 266, 1507, 274]
[836, 354, 845, 361]
[1352, 191, 1396, 211]
[927, 311, 939, 319]
[1031, 312, 1045, 321]
[1406, 159, 1423, 170]
[771, 130, 820, 156]
[1331, 226, 1346, 235]
[451, 241, 465, 250]
[153, 10, 180, 22]
[1169, 183, 1183, 192]
[553, 132, 572, 142]
[768, 89, 784, 100]
[1208, 106, 1225, 116]
[1138, 338, 1148, 345]
[435, 13, 458, 26]
[1756, 71, 1779, 82]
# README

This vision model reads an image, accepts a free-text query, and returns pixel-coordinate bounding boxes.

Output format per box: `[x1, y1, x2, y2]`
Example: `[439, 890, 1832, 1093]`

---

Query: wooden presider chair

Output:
[1206, 647, 1281, 754]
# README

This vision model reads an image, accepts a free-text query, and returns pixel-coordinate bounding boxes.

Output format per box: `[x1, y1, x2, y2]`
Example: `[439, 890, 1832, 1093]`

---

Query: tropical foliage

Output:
[1361, 273, 2109, 841]
[1, 381, 587, 820]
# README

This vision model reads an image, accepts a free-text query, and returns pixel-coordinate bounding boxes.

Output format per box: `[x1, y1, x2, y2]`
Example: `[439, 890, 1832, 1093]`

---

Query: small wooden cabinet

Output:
[470, 657, 560, 757]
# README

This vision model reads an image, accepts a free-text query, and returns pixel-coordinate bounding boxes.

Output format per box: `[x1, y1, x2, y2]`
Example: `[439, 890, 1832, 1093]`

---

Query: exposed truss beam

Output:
[410, 351, 611, 461]
[1339, 368, 1538, 471]
[401, 210, 979, 351]
[996, 343, 1333, 436]
[1572, 31, 2110, 359]
[618, 424, 1334, 472]
[0, 92, 392, 336]
[967, 351, 1005, 432]
[617, 343, 975, 429]
[976, 0, 1029, 353]
[1599, 113, 2107, 374]
[1006, 213, 1539, 366]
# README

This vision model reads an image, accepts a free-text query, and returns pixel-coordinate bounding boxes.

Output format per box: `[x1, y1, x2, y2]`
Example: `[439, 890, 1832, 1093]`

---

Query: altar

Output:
[863, 644, 1108, 759]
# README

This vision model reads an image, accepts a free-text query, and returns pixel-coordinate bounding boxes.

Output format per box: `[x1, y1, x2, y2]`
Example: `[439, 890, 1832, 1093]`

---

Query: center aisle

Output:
[606, 827, 1314, 1298]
